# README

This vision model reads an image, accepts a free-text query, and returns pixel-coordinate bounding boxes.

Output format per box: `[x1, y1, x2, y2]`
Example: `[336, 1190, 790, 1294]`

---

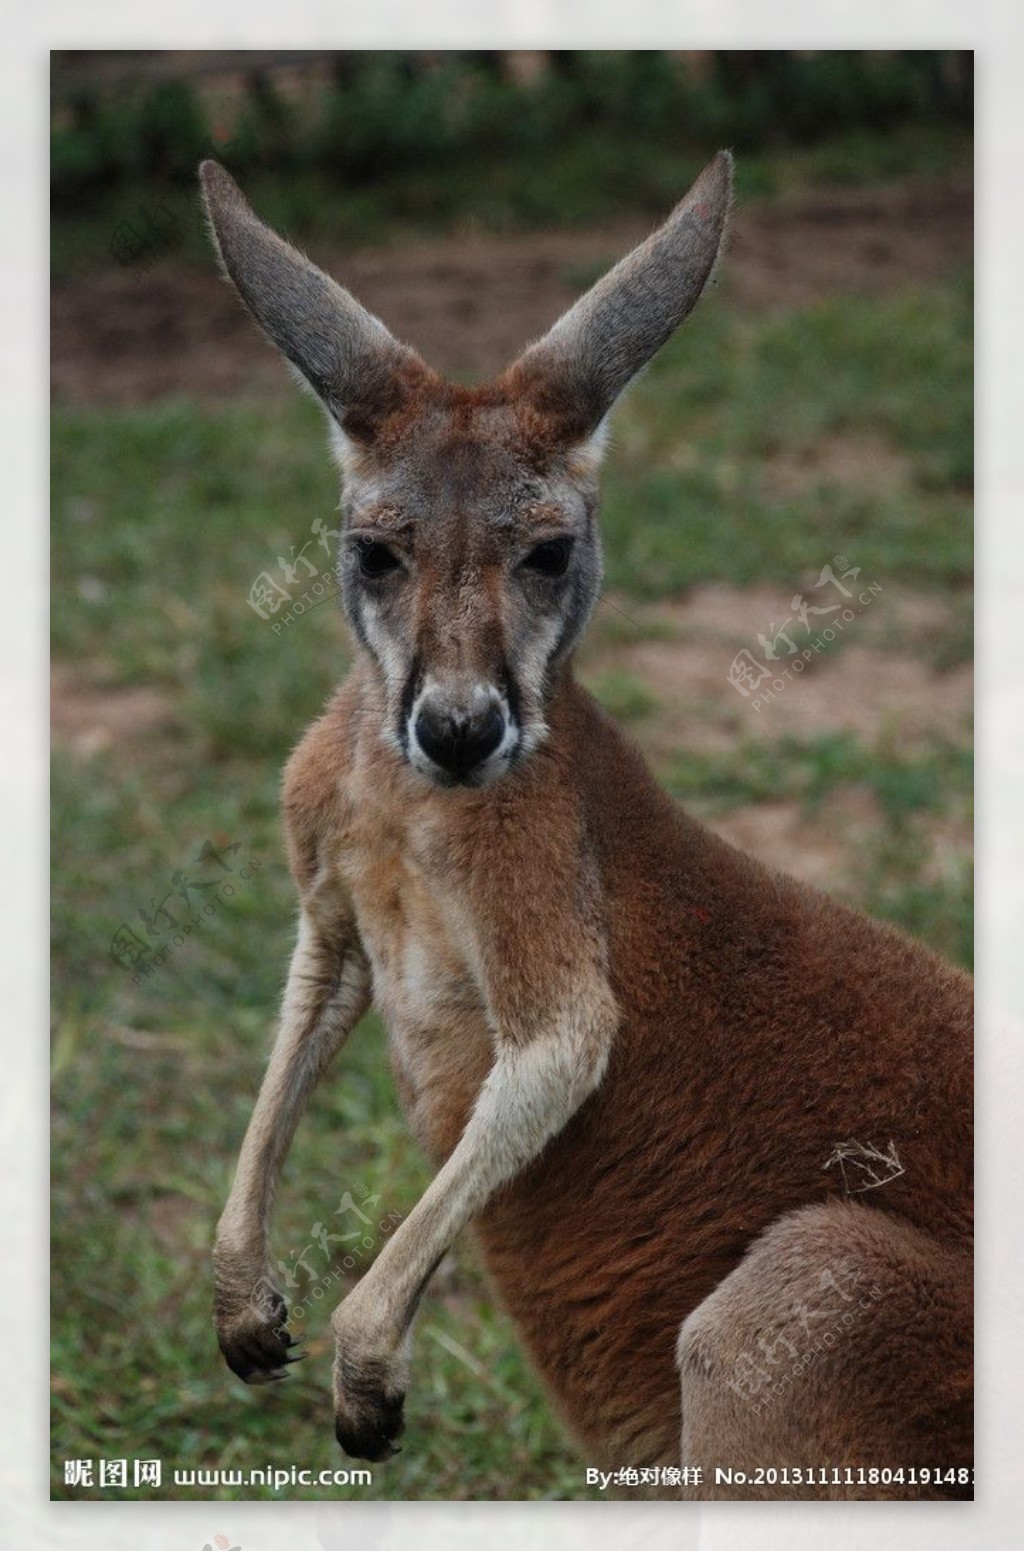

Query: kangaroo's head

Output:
[201, 154, 731, 788]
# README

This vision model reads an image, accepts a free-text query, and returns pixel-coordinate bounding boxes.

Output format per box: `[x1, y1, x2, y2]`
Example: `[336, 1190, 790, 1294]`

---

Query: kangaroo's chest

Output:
[336, 794, 494, 1160]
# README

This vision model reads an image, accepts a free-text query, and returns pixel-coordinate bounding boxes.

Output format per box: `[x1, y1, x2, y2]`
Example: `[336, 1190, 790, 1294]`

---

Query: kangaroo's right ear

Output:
[199, 161, 430, 445]
[504, 150, 733, 447]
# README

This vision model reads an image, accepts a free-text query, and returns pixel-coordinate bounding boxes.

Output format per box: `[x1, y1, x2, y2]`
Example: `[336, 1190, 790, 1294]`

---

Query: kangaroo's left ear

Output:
[199, 159, 433, 447]
[503, 150, 733, 447]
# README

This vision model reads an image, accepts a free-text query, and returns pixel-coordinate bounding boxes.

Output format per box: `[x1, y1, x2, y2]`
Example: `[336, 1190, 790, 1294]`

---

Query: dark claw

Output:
[218, 1311, 297, 1385]
[335, 1388, 406, 1462]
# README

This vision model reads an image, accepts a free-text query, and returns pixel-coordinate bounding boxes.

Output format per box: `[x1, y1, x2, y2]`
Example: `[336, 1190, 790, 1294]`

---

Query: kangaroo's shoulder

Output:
[280, 669, 370, 894]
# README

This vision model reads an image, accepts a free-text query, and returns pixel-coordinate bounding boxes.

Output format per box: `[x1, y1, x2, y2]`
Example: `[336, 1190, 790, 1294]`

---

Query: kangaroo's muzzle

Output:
[407, 684, 517, 787]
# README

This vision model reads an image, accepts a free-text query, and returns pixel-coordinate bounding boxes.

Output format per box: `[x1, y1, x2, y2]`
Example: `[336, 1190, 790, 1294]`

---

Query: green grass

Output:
[661, 731, 972, 819]
[51, 228, 972, 1498]
[582, 669, 660, 724]
[602, 276, 973, 597]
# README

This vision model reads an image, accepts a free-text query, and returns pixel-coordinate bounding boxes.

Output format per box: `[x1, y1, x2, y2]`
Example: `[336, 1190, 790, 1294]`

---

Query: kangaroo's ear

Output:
[199, 160, 431, 444]
[504, 150, 733, 444]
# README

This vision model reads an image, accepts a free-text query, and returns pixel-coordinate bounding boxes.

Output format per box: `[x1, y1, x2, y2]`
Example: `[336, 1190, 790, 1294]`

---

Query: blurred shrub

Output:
[231, 72, 299, 170]
[51, 50, 972, 209]
[136, 80, 209, 180]
[53, 82, 208, 196]
[313, 54, 467, 178]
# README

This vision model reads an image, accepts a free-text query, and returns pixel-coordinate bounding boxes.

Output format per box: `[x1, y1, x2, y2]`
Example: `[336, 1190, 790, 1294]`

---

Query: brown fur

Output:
[282, 660, 972, 1493]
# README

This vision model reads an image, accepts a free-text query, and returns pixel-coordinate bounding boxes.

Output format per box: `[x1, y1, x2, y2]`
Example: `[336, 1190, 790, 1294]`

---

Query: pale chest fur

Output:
[334, 754, 495, 1161]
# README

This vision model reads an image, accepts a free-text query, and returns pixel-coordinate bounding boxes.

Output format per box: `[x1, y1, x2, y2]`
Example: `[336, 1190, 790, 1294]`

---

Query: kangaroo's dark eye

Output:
[355, 539, 402, 579]
[521, 537, 573, 578]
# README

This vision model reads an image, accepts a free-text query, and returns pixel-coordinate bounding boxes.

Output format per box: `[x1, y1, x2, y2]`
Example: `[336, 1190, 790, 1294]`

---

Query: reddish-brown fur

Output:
[283, 657, 972, 1489]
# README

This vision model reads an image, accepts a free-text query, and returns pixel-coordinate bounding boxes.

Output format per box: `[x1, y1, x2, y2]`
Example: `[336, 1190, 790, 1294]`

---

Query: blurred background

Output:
[51, 49, 973, 1501]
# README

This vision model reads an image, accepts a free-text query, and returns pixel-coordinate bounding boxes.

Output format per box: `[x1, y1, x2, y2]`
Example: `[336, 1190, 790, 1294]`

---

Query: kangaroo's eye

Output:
[355, 539, 402, 579]
[521, 537, 574, 578]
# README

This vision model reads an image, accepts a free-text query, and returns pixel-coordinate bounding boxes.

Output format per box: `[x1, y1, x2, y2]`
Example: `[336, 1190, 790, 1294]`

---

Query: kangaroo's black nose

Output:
[414, 702, 505, 780]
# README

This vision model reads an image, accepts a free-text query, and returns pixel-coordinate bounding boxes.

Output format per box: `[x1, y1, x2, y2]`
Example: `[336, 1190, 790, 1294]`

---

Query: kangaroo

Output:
[200, 152, 972, 1500]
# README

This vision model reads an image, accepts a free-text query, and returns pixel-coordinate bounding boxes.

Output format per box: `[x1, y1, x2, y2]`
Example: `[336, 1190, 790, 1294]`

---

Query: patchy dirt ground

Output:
[51, 176, 972, 403]
[577, 582, 972, 890]
[50, 662, 179, 759]
[582, 583, 971, 753]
